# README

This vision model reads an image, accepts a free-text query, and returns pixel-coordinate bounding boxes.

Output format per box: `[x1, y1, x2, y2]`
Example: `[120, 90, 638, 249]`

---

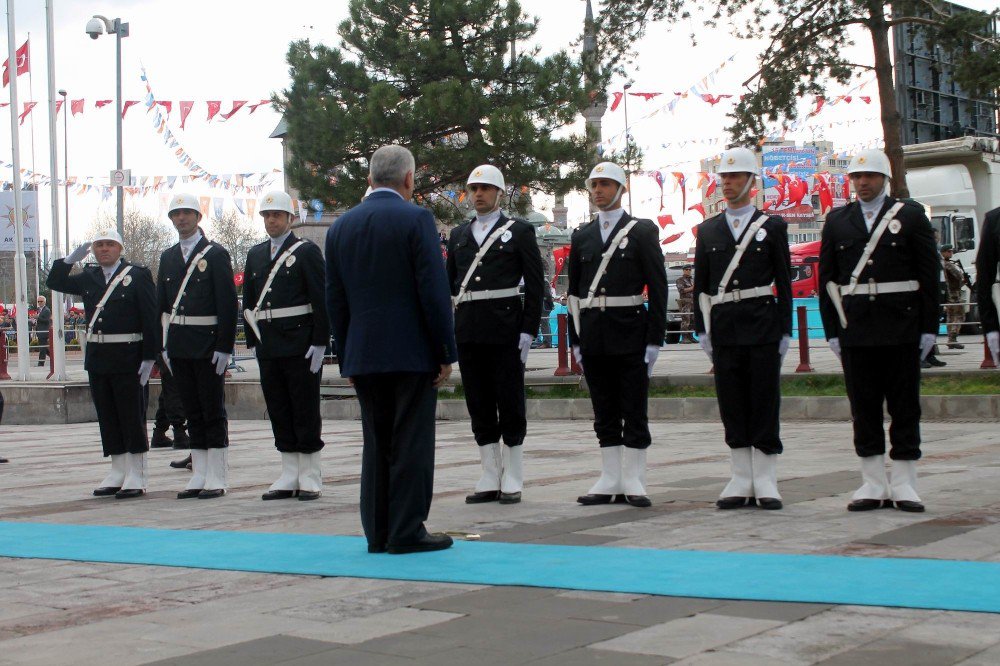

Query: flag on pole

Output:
[2, 39, 29, 87]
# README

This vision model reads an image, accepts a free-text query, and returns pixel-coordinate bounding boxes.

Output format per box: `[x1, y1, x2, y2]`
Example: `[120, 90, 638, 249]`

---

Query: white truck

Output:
[904, 137, 1000, 330]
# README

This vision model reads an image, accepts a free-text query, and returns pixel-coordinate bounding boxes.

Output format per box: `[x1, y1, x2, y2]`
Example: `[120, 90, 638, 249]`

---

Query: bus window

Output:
[953, 216, 975, 252]
[930, 216, 951, 246]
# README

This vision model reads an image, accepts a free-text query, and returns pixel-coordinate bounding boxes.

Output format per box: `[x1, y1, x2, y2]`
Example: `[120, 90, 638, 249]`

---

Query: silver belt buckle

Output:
[264, 309, 273, 322]
[599, 295, 607, 311]
[869, 278, 877, 301]
[732, 288, 741, 303]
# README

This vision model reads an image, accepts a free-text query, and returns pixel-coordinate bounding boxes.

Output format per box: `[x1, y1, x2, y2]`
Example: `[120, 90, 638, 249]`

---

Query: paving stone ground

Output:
[2, 417, 1000, 665]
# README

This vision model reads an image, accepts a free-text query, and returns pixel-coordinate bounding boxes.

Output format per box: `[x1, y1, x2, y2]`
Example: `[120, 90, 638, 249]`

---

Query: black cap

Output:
[682, 264, 693, 270]
[940, 244, 954, 252]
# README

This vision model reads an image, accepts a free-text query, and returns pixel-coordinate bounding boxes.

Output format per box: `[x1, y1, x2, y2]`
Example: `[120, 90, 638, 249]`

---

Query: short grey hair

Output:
[369, 145, 415, 189]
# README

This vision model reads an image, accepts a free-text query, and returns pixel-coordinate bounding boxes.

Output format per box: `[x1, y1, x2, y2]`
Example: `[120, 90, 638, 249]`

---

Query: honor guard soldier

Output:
[243, 191, 329, 501]
[567, 162, 668, 507]
[447, 165, 545, 505]
[693, 147, 793, 511]
[159, 193, 239, 499]
[977, 206, 1000, 367]
[47, 230, 159, 499]
[819, 149, 940, 513]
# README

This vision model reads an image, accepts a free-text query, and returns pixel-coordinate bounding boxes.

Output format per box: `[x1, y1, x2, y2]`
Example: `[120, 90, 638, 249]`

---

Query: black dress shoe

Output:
[947, 342, 965, 349]
[758, 497, 783, 510]
[197, 489, 226, 499]
[577, 493, 614, 505]
[927, 357, 947, 367]
[261, 489, 298, 500]
[93, 486, 121, 497]
[465, 490, 500, 504]
[920, 360, 933, 369]
[298, 491, 321, 501]
[150, 430, 173, 448]
[387, 533, 454, 555]
[115, 489, 145, 499]
[716, 496, 756, 510]
[169, 455, 192, 469]
[894, 500, 926, 513]
[847, 498, 890, 511]
[368, 544, 387, 554]
[0, 457, 8, 463]
[176, 488, 201, 499]
[498, 491, 521, 504]
[625, 495, 652, 508]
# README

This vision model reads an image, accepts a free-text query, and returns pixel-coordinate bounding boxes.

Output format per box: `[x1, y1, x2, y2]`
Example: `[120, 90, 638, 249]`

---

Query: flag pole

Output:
[6, 0, 32, 380]
[45, 1, 66, 379]
[27, 31, 40, 302]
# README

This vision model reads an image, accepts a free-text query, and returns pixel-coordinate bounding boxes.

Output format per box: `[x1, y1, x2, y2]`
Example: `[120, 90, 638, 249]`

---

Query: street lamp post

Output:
[622, 83, 633, 213]
[85, 15, 129, 237]
[58, 88, 68, 253]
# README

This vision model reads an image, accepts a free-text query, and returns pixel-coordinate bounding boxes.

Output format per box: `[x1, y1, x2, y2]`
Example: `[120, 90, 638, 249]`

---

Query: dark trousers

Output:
[37, 331, 49, 362]
[712, 343, 783, 454]
[457, 343, 526, 447]
[259, 355, 324, 453]
[841, 344, 922, 460]
[154, 356, 186, 431]
[89, 371, 149, 456]
[582, 351, 651, 449]
[353, 372, 436, 548]
[170, 358, 228, 450]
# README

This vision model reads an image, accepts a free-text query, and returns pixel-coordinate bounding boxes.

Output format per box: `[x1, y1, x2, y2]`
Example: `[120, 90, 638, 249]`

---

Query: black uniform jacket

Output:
[818, 197, 940, 346]
[47, 259, 158, 373]
[446, 215, 545, 346]
[242, 233, 329, 359]
[157, 235, 238, 359]
[567, 213, 668, 355]
[976, 207, 1000, 333]
[693, 211, 793, 345]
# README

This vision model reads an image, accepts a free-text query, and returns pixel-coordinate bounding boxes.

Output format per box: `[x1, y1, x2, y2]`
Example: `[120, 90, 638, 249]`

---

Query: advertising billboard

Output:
[0, 189, 39, 251]
[762, 147, 817, 224]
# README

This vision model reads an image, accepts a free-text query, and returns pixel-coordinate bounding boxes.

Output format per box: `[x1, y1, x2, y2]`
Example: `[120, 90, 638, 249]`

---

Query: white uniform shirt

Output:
[724, 204, 756, 240]
[472, 210, 501, 246]
[179, 231, 204, 263]
[597, 208, 626, 245]
[859, 192, 888, 233]
[101, 259, 122, 284]
[269, 231, 291, 261]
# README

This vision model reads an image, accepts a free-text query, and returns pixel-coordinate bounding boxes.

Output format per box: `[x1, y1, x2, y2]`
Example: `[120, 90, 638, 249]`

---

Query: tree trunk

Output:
[868, 3, 908, 198]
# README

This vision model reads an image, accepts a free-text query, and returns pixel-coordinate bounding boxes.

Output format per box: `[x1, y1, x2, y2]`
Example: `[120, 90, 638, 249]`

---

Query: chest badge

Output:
[122, 275, 132, 286]
[197, 258, 208, 272]
[285, 255, 297, 268]
[500, 230, 512, 243]
[619, 237, 629, 250]
[755, 228, 767, 242]
[888, 219, 901, 234]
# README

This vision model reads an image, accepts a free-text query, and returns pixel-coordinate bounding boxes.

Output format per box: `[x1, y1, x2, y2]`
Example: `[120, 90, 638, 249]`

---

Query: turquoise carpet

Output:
[2, 521, 999, 613]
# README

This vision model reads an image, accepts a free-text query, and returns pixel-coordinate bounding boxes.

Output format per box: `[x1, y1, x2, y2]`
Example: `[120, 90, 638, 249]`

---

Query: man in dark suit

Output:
[47, 230, 159, 498]
[567, 161, 668, 508]
[819, 149, 939, 513]
[447, 165, 544, 505]
[326, 145, 457, 554]
[158, 193, 239, 500]
[977, 206, 1000, 368]
[693, 147, 793, 511]
[33, 296, 51, 366]
[244, 190, 329, 501]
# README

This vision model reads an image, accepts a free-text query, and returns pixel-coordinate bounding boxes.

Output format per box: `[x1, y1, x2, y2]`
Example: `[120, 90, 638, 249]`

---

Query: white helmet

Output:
[168, 193, 201, 216]
[585, 162, 627, 189]
[717, 147, 758, 175]
[466, 165, 505, 191]
[92, 229, 123, 247]
[259, 191, 295, 216]
[848, 149, 891, 178]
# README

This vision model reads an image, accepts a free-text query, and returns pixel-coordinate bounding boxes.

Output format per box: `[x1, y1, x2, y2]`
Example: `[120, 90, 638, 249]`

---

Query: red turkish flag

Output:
[248, 99, 271, 113]
[55, 100, 63, 115]
[220, 101, 247, 120]
[206, 101, 221, 122]
[233, 272, 245, 287]
[609, 91, 624, 112]
[661, 232, 683, 245]
[18, 101, 36, 125]
[2, 39, 29, 87]
[687, 203, 706, 219]
[156, 100, 173, 115]
[121, 100, 140, 118]
[95, 99, 113, 108]
[179, 101, 194, 129]
[71, 99, 85, 116]
[551, 245, 571, 283]
[656, 214, 674, 229]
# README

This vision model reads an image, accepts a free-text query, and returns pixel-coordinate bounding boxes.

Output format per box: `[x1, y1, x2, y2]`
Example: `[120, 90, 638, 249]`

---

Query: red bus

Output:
[789, 240, 821, 298]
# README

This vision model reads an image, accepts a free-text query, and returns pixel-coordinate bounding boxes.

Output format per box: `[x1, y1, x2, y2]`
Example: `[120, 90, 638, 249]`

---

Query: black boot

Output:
[170, 454, 192, 470]
[150, 428, 173, 448]
[172, 426, 191, 449]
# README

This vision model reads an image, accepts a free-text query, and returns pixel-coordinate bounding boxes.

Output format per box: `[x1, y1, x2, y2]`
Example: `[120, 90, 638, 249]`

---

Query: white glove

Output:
[644, 344, 659, 377]
[986, 331, 999, 367]
[304, 345, 326, 374]
[828, 337, 841, 360]
[212, 351, 231, 376]
[572, 344, 583, 372]
[698, 335, 713, 360]
[64, 242, 91, 264]
[137, 359, 155, 386]
[778, 335, 791, 362]
[920, 333, 936, 361]
[161, 351, 172, 374]
[518, 333, 533, 365]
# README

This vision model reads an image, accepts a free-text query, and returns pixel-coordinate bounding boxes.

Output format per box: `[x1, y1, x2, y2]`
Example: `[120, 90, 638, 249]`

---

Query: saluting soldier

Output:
[567, 161, 668, 508]
[47, 230, 159, 498]
[447, 165, 544, 505]
[158, 193, 239, 500]
[676, 265, 695, 343]
[693, 147, 793, 511]
[818, 149, 940, 513]
[243, 191, 329, 501]
[977, 206, 1000, 367]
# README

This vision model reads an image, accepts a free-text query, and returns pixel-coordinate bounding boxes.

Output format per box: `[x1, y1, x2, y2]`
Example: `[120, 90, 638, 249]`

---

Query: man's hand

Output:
[828, 337, 841, 360]
[572, 345, 583, 373]
[211, 351, 231, 376]
[518, 333, 533, 365]
[644, 344, 660, 378]
[161, 351, 172, 374]
[920, 333, 936, 361]
[64, 242, 91, 264]
[698, 335, 713, 360]
[433, 363, 452, 388]
[987, 331, 999, 367]
[778, 335, 791, 362]
[137, 359, 155, 386]
[304, 345, 326, 374]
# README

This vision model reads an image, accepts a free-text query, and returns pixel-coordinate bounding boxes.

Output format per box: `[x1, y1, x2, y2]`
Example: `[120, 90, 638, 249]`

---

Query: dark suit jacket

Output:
[35, 306, 51, 332]
[47, 259, 158, 373]
[157, 235, 238, 359]
[446, 214, 545, 345]
[325, 190, 457, 376]
[818, 198, 939, 346]
[692, 211, 793, 345]
[566, 213, 668, 355]
[976, 206, 1000, 333]
[242, 233, 329, 359]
